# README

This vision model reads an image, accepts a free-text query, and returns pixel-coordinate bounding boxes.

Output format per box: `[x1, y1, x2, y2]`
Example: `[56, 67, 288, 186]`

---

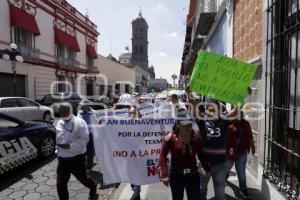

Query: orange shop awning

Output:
[9, 5, 40, 35]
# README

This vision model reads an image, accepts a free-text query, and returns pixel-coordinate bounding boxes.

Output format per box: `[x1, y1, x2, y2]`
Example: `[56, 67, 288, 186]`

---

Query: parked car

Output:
[89, 96, 113, 107]
[39, 93, 105, 116]
[0, 113, 56, 174]
[0, 97, 53, 122]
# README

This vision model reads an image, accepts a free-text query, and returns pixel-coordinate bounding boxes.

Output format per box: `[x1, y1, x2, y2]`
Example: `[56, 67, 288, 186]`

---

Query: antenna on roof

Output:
[139, 6, 142, 17]
[85, 8, 89, 19]
[109, 34, 113, 55]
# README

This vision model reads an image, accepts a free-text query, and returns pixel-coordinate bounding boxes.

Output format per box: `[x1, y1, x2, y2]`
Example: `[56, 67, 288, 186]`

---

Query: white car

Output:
[0, 97, 53, 121]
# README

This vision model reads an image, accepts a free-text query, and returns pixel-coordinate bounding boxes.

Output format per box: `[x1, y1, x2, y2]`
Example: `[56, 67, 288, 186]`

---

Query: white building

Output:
[0, 0, 99, 100]
[148, 79, 168, 92]
[96, 54, 135, 97]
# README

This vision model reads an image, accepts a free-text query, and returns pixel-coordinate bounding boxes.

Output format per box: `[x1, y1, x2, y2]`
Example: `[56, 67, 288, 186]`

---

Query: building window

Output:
[87, 54, 94, 67]
[68, 77, 75, 92]
[14, 27, 32, 48]
[57, 45, 76, 61]
[57, 44, 65, 58]
[135, 45, 138, 54]
[67, 47, 76, 60]
[125, 84, 130, 93]
[115, 83, 120, 94]
[140, 46, 143, 54]
[264, 0, 300, 198]
[57, 75, 65, 92]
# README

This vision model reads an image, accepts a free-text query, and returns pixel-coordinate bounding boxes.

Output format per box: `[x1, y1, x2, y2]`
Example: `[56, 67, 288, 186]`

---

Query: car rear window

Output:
[17, 98, 38, 107]
[43, 94, 62, 104]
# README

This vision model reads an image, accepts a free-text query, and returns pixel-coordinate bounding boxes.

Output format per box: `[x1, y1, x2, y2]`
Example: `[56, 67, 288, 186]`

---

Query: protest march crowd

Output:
[55, 51, 256, 200]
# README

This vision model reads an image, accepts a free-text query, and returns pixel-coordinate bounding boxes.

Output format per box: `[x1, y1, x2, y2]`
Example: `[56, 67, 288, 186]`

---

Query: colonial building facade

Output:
[0, 0, 99, 100]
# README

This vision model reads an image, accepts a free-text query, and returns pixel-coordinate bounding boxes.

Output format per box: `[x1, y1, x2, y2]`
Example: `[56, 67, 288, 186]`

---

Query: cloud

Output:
[153, 3, 170, 15]
[152, 52, 168, 58]
[158, 52, 167, 57]
[165, 32, 178, 38]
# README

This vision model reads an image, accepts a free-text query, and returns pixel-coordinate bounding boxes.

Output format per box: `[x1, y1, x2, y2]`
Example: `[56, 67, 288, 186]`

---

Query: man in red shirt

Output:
[225, 111, 255, 198]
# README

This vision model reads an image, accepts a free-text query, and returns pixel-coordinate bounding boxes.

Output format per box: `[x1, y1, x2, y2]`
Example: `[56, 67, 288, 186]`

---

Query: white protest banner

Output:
[139, 101, 165, 118]
[93, 108, 129, 123]
[92, 118, 175, 185]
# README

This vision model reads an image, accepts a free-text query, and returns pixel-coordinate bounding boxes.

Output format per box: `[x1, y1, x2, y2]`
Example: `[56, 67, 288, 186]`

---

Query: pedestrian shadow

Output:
[226, 181, 265, 200]
[0, 155, 56, 191]
[88, 170, 120, 190]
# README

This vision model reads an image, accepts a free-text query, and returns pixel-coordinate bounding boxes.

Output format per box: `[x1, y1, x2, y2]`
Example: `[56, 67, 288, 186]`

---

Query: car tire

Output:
[43, 112, 52, 122]
[39, 136, 55, 158]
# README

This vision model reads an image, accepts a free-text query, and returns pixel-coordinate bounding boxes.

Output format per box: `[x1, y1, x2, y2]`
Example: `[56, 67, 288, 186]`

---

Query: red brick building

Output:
[233, 0, 263, 61]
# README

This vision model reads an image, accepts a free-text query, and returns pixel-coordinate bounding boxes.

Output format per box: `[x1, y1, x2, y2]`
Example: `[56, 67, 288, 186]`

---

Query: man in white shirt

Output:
[56, 103, 98, 200]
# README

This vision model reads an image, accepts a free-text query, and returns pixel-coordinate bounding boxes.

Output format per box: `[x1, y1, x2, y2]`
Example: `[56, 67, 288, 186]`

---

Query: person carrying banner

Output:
[186, 85, 239, 200]
[225, 111, 255, 198]
[160, 108, 210, 200]
[56, 103, 98, 200]
[77, 100, 96, 172]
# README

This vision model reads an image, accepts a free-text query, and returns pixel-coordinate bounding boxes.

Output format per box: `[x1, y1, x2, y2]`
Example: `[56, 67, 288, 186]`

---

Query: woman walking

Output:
[160, 108, 210, 200]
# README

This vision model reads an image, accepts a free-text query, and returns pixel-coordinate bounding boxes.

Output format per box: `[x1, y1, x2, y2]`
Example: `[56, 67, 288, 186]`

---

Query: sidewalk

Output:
[112, 169, 265, 200]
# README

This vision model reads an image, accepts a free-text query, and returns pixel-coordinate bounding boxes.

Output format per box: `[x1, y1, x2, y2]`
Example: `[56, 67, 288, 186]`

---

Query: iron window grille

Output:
[264, 0, 300, 199]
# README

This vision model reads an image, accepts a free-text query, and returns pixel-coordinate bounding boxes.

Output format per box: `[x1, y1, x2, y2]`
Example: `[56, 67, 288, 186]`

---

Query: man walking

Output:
[56, 103, 98, 200]
[78, 100, 96, 172]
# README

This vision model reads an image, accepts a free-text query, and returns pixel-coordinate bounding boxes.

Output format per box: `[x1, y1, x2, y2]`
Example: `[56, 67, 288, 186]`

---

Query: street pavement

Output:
[0, 156, 117, 200]
[113, 168, 266, 200]
[0, 152, 266, 200]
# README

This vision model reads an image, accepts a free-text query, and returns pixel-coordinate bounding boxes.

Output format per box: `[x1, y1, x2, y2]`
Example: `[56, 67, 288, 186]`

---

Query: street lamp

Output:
[171, 73, 177, 88]
[2, 43, 23, 96]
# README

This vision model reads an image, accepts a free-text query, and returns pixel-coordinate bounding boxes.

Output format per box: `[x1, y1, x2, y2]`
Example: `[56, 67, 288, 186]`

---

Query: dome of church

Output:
[119, 46, 132, 64]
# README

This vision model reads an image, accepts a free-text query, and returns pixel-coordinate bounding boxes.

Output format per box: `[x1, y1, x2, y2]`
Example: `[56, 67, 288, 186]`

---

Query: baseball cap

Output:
[175, 108, 193, 126]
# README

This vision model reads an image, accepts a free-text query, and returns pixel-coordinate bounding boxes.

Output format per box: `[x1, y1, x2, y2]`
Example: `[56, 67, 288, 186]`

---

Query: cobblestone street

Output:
[0, 156, 118, 200]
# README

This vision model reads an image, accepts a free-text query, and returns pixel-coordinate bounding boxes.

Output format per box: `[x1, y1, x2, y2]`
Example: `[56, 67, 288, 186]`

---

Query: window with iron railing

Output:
[15, 27, 32, 48]
[86, 54, 97, 73]
[264, 0, 300, 199]
[57, 44, 79, 68]
[15, 27, 40, 60]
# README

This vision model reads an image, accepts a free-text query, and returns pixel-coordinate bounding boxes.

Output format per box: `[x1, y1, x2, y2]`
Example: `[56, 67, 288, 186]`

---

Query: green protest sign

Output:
[189, 50, 257, 105]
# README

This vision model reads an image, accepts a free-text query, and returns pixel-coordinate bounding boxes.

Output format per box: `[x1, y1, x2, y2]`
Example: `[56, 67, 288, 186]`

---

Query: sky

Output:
[68, 0, 189, 83]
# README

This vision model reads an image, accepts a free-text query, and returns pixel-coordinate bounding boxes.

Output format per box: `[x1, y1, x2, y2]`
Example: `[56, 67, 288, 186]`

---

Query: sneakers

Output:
[239, 190, 250, 199]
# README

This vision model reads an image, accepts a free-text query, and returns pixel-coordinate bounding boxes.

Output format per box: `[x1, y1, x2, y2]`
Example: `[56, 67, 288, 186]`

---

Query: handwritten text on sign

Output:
[189, 50, 257, 105]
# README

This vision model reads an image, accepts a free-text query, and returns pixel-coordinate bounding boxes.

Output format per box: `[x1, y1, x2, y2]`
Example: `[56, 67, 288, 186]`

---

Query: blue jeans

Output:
[225, 151, 248, 191]
[200, 163, 226, 200]
[131, 184, 141, 197]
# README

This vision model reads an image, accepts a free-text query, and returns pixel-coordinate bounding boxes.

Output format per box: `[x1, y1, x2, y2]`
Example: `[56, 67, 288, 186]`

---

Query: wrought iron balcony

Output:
[57, 57, 80, 69]
[17, 44, 40, 60]
[87, 65, 98, 73]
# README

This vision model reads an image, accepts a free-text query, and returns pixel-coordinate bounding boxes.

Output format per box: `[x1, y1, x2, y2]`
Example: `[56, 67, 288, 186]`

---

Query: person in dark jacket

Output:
[225, 111, 255, 198]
